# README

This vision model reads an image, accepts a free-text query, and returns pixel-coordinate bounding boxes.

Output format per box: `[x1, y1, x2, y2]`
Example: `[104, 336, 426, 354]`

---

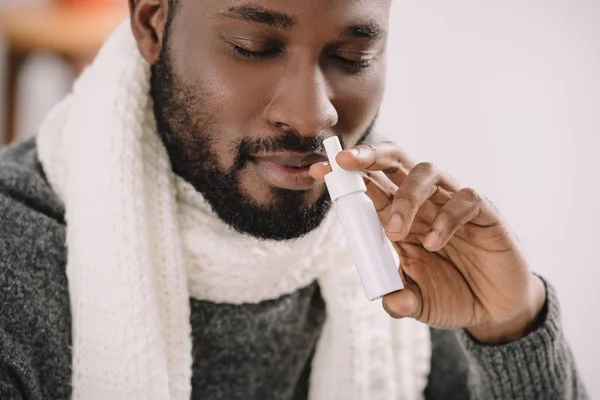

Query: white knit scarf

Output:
[36, 22, 431, 400]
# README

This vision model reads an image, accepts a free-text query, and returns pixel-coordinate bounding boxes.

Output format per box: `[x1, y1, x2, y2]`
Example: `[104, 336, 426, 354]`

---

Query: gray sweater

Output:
[0, 139, 587, 400]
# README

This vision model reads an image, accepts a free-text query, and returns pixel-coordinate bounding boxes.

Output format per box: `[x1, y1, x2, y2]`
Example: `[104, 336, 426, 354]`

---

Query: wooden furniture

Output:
[0, 3, 128, 144]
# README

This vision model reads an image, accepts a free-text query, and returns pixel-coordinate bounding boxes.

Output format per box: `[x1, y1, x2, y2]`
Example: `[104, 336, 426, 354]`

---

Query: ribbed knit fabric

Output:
[35, 21, 431, 400]
[456, 282, 586, 400]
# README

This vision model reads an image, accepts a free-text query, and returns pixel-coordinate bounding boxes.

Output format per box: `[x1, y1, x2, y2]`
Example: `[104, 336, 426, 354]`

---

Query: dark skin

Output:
[130, 0, 546, 344]
[132, 0, 386, 207]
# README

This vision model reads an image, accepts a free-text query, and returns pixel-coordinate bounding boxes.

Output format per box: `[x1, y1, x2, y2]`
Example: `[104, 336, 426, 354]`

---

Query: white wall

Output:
[379, 0, 600, 396]
[1, 0, 598, 396]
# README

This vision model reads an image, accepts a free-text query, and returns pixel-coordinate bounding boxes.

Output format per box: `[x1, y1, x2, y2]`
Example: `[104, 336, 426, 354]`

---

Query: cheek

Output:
[174, 23, 269, 117]
[331, 62, 387, 143]
[169, 46, 262, 170]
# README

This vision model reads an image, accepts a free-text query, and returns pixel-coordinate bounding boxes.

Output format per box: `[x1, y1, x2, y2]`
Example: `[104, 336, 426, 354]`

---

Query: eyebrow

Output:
[219, 4, 297, 30]
[218, 4, 384, 39]
[342, 22, 384, 39]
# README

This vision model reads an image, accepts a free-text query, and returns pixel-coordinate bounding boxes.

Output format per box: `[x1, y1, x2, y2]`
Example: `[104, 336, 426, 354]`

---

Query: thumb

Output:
[382, 284, 422, 320]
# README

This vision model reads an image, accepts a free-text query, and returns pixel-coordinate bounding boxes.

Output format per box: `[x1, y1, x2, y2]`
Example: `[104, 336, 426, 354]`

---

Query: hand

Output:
[310, 142, 546, 344]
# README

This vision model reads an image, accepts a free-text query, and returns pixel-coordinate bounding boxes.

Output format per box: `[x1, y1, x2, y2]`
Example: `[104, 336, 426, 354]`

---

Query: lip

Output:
[251, 152, 327, 191]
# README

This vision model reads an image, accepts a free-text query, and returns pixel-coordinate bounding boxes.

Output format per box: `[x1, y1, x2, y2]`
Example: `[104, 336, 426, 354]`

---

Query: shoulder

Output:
[0, 138, 64, 222]
[0, 137, 68, 309]
[0, 138, 67, 295]
[0, 138, 72, 399]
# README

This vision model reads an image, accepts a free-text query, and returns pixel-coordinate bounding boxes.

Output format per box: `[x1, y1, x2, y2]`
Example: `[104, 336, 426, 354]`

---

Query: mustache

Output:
[232, 134, 331, 170]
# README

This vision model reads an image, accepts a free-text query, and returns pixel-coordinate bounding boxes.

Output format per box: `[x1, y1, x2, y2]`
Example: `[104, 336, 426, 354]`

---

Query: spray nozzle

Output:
[323, 137, 366, 201]
[324, 136, 344, 172]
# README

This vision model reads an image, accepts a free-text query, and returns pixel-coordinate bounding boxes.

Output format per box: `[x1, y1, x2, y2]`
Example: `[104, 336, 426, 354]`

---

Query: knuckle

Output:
[381, 140, 403, 154]
[383, 141, 412, 163]
[483, 196, 498, 213]
[459, 187, 482, 204]
[377, 141, 403, 159]
[392, 190, 420, 212]
[361, 143, 377, 152]
[355, 143, 376, 156]
[434, 208, 457, 231]
[414, 162, 437, 175]
[390, 150, 406, 165]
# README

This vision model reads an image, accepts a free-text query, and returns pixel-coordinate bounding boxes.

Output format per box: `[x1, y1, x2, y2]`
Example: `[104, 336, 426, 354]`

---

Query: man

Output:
[0, 0, 587, 399]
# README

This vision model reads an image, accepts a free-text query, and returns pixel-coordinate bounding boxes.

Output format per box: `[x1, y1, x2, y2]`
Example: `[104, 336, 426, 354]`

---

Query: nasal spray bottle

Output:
[323, 136, 405, 301]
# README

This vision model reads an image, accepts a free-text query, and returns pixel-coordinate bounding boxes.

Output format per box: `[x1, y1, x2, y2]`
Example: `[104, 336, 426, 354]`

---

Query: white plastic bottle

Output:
[323, 136, 405, 301]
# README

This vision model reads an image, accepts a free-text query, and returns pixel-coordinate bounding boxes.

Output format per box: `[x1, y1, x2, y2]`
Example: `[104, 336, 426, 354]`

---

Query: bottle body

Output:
[336, 192, 405, 301]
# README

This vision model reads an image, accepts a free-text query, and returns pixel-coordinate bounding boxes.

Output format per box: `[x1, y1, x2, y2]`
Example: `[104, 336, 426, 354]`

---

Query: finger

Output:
[336, 142, 418, 186]
[470, 195, 503, 228]
[422, 188, 483, 251]
[309, 162, 331, 182]
[311, 161, 397, 217]
[359, 170, 445, 240]
[382, 283, 422, 319]
[423, 188, 502, 251]
[385, 162, 446, 241]
[363, 170, 396, 215]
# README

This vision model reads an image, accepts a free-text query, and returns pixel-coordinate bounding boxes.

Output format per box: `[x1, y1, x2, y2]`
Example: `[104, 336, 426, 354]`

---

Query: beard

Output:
[150, 22, 375, 241]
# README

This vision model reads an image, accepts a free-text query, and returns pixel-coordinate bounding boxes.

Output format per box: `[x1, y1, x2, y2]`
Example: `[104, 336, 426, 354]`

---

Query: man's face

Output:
[151, 0, 390, 240]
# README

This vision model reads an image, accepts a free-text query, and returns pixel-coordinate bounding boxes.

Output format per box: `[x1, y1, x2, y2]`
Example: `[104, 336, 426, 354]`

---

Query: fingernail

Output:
[348, 148, 360, 156]
[387, 214, 404, 233]
[383, 291, 419, 319]
[382, 299, 403, 319]
[424, 231, 440, 249]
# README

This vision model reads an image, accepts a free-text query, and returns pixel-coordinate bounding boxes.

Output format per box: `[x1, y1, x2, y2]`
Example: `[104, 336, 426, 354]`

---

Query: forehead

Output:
[177, 0, 392, 32]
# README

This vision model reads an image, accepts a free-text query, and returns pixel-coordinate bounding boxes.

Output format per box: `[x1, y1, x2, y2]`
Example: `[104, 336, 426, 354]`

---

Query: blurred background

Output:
[0, 0, 598, 397]
[0, 0, 126, 143]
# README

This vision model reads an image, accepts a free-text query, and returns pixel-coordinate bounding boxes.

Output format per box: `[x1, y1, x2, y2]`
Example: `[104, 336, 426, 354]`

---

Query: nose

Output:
[265, 64, 339, 137]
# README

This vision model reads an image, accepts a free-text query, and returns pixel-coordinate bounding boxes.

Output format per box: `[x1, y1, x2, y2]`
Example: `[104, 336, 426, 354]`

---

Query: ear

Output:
[130, 0, 168, 65]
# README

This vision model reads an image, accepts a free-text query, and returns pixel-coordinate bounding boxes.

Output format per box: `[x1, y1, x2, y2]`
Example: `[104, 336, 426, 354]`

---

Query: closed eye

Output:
[335, 56, 373, 69]
[231, 44, 374, 70]
[232, 45, 283, 59]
